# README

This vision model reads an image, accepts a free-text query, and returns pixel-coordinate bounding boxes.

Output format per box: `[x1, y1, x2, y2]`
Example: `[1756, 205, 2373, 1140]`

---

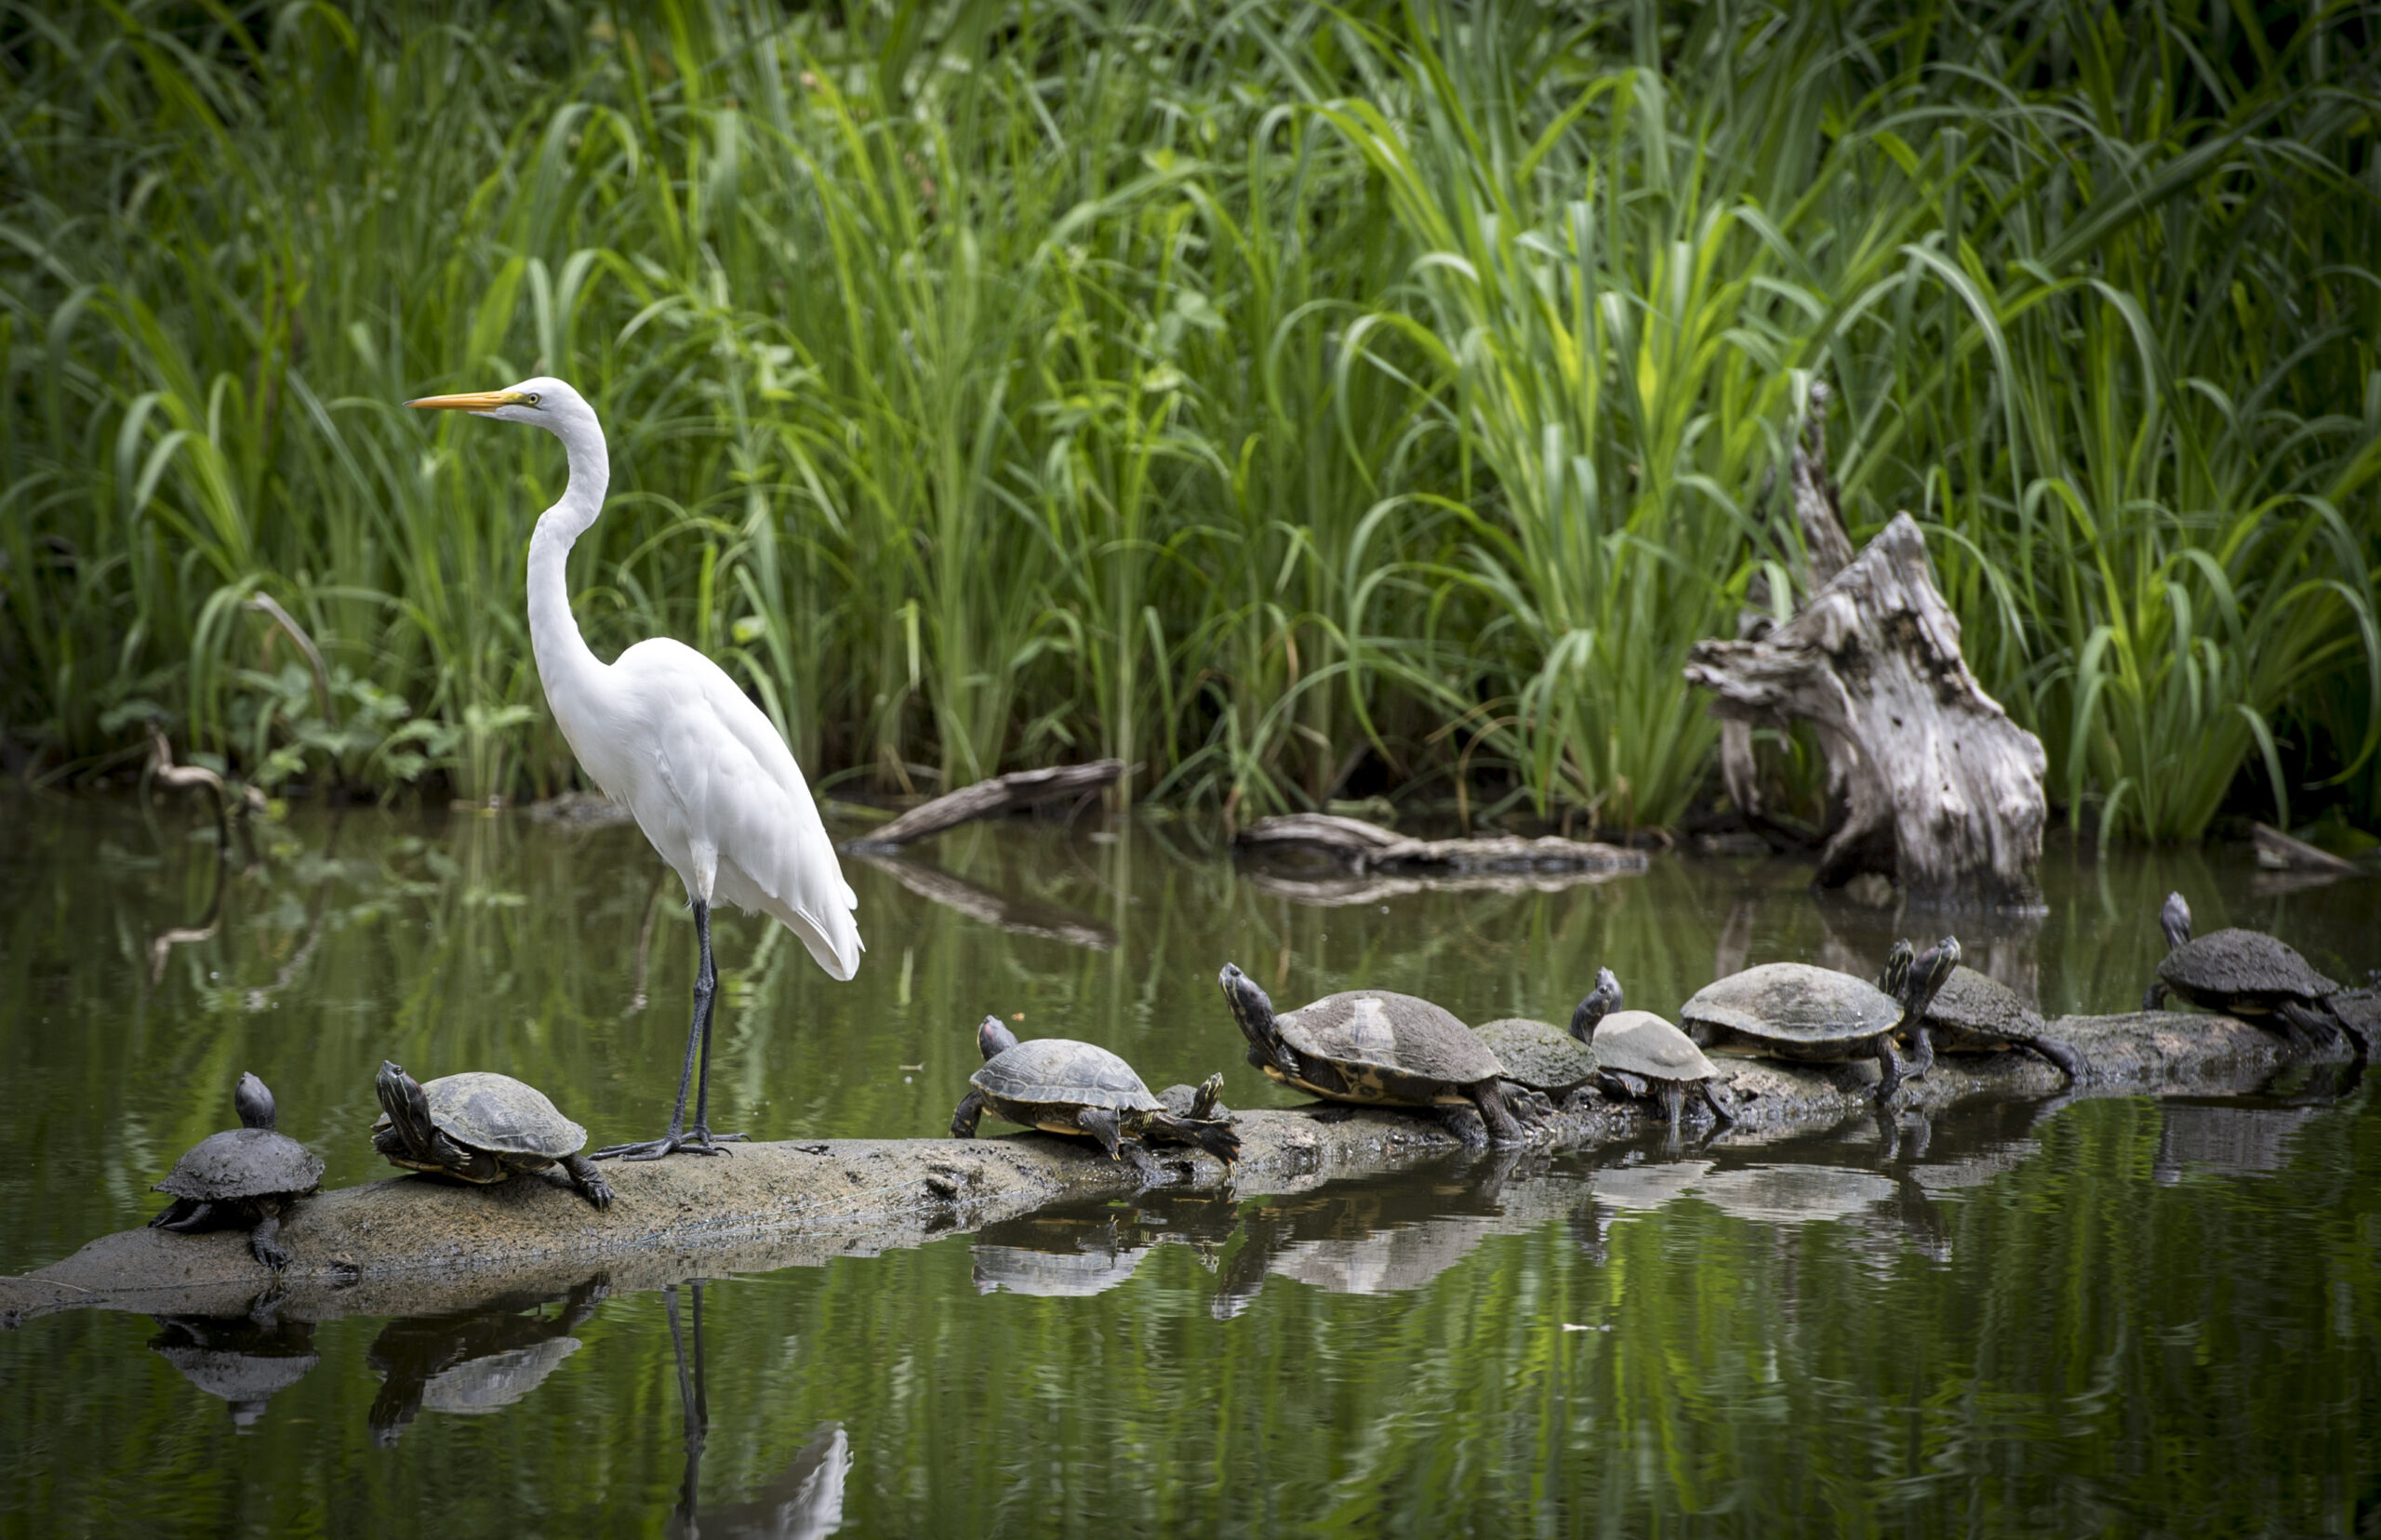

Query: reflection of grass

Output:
[2, 3, 2374, 836]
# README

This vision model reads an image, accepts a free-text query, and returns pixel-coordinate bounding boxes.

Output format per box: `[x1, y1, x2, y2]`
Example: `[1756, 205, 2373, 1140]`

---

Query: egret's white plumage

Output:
[410, 376, 859, 1156]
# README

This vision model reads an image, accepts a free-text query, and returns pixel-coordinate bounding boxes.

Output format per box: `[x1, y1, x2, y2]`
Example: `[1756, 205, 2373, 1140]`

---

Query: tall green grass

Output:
[2, 0, 2375, 838]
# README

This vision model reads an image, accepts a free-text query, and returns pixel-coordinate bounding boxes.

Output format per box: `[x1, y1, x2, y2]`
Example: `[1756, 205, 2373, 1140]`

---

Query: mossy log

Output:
[0, 1011, 2340, 1327]
[1236, 813, 1647, 875]
[842, 761, 1124, 850]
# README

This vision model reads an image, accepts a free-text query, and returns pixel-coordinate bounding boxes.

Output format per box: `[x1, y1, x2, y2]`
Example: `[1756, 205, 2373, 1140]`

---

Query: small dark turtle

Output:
[951, 1018, 1240, 1179]
[1473, 967, 1619, 1109]
[1217, 964, 1530, 1148]
[1919, 966, 2087, 1083]
[2142, 892, 2364, 1055]
[150, 1072, 325, 1269]
[1591, 1010, 1735, 1124]
[1681, 939, 1958, 1106]
[372, 1062, 613, 1210]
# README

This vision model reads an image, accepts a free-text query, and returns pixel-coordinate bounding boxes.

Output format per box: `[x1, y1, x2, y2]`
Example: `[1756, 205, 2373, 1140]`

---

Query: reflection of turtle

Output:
[1217, 964, 1530, 1148]
[150, 1073, 324, 1269]
[148, 1307, 320, 1430]
[1473, 968, 1618, 1109]
[372, 1062, 614, 1208]
[366, 1278, 607, 1445]
[1680, 939, 1957, 1105]
[950, 1019, 1240, 1179]
[971, 1211, 1153, 1297]
[1917, 966, 2086, 1083]
[2142, 893, 2364, 1054]
[1591, 1011, 1734, 1124]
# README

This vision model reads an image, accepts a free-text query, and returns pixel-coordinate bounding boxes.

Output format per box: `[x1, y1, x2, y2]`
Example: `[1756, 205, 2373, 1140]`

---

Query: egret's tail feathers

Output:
[791, 909, 863, 981]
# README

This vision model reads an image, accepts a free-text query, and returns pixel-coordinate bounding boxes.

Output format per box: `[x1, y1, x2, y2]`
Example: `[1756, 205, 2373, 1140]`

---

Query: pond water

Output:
[3, 798, 2376, 1535]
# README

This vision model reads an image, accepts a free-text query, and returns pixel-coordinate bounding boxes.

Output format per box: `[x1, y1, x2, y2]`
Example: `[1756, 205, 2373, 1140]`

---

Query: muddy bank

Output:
[1, 1009, 2348, 1327]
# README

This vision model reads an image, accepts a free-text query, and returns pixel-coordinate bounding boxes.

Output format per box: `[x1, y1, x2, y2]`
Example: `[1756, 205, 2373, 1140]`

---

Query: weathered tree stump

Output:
[1684, 389, 2048, 911]
[841, 761, 1124, 851]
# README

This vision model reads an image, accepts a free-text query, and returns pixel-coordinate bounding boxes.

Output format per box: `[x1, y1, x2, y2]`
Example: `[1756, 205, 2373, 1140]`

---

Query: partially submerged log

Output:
[2252, 821, 2359, 876]
[1685, 388, 2048, 911]
[1, 1010, 2344, 1326]
[1236, 813, 1647, 876]
[843, 761, 1124, 851]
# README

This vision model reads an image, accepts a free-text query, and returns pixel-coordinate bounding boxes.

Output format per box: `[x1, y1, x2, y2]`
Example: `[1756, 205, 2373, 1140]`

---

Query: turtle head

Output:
[976, 1016, 1019, 1061]
[374, 1060, 431, 1135]
[1905, 936, 1961, 1015]
[1217, 963, 1280, 1052]
[2160, 892, 2192, 951]
[233, 1072, 276, 1132]
[1878, 939, 1915, 999]
[1569, 967, 1623, 1042]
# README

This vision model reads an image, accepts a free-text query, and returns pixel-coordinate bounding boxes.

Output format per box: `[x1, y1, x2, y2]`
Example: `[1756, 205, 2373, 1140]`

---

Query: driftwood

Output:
[1235, 813, 1648, 876]
[842, 761, 1124, 850]
[2252, 821, 2359, 876]
[1685, 388, 2048, 911]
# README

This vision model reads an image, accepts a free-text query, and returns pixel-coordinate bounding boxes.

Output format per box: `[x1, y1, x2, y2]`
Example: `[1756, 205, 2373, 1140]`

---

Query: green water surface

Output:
[2, 799, 2375, 1536]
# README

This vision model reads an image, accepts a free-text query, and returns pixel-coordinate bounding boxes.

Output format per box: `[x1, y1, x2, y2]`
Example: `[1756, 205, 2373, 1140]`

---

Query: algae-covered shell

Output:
[1923, 966, 2044, 1041]
[2160, 929, 2340, 1001]
[1590, 1011, 1720, 1083]
[1472, 1018, 1597, 1093]
[973, 1038, 1163, 1112]
[154, 1127, 324, 1202]
[1275, 991, 1504, 1084]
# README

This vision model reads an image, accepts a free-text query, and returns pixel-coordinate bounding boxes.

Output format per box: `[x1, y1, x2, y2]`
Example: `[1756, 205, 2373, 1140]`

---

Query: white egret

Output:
[408, 378, 861, 1160]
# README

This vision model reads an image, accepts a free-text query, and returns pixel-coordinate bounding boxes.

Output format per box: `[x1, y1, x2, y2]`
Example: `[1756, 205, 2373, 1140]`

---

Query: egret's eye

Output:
[525, 392, 543, 407]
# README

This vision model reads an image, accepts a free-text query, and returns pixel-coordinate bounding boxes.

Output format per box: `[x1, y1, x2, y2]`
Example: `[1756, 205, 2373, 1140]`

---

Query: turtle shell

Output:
[1923, 966, 2044, 1040]
[1591, 1011, 1720, 1083]
[154, 1127, 325, 1202]
[1274, 991, 1504, 1084]
[972, 1038, 1162, 1112]
[1472, 1018, 1597, 1093]
[406, 1073, 587, 1158]
[2160, 929, 2339, 1001]
[1680, 962, 1902, 1044]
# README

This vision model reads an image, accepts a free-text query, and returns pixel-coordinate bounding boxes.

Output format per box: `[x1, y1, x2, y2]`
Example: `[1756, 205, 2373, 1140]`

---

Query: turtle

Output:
[1217, 963, 1532, 1148]
[150, 1072, 325, 1269]
[949, 1018, 1241, 1179]
[1679, 937, 1959, 1106]
[2141, 892, 2365, 1055]
[1914, 965, 2087, 1083]
[1591, 1009, 1735, 1124]
[1471, 967, 1619, 1111]
[371, 1062, 614, 1210]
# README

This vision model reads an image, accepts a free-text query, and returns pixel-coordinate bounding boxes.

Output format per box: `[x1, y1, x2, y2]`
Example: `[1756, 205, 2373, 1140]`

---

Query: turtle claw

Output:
[592, 1128, 747, 1162]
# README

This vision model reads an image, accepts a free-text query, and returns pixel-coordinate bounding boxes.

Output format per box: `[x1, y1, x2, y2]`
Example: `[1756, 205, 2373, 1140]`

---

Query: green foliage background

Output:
[4, 0, 2377, 838]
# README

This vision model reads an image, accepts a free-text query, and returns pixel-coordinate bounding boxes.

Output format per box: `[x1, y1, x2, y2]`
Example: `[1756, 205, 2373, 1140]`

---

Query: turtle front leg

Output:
[1872, 1032, 1911, 1108]
[1075, 1107, 1156, 1184]
[1656, 1079, 1685, 1125]
[950, 1088, 989, 1139]
[150, 1198, 213, 1232]
[1469, 1079, 1529, 1148]
[1698, 1080, 1737, 1126]
[559, 1153, 615, 1211]
[1436, 1106, 1489, 1149]
[247, 1206, 292, 1271]
[2141, 979, 2170, 1012]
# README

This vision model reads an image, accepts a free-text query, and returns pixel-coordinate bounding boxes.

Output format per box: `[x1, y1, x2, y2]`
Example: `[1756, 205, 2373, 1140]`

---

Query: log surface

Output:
[0, 1010, 2336, 1328]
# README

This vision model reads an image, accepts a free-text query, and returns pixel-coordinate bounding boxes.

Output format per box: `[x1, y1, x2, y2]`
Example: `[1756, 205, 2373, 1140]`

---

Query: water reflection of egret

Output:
[665, 1281, 850, 1540]
[408, 379, 861, 1162]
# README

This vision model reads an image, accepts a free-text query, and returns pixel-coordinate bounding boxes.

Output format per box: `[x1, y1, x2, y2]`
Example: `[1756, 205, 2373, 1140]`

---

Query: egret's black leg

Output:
[596, 899, 744, 1161]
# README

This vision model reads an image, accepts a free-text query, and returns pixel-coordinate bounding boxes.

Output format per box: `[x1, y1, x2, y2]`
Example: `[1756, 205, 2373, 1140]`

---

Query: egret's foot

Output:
[592, 1128, 749, 1162]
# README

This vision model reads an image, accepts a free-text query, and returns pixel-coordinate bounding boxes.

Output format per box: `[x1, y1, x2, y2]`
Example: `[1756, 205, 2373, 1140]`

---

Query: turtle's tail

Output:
[1146, 1111, 1241, 1167]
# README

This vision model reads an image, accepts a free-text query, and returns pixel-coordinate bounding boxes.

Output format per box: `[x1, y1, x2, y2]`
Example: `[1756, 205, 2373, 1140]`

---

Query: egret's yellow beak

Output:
[406, 390, 530, 413]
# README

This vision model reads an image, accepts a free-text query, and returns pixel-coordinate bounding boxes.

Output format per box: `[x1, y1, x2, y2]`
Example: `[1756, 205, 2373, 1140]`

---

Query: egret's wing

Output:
[618, 639, 862, 979]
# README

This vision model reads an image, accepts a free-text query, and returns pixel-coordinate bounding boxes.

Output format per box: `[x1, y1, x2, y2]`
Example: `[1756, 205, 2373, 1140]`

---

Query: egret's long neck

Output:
[525, 415, 612, 730]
